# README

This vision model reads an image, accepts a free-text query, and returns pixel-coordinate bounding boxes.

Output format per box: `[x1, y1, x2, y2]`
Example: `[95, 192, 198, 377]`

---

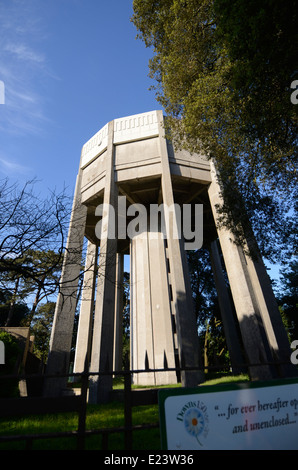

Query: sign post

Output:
[159, 378, 298, 450]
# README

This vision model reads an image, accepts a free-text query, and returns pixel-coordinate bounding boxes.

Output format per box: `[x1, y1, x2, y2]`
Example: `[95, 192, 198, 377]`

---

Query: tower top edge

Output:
[82, 110, 162, 147]
[80, 110, 163, 167]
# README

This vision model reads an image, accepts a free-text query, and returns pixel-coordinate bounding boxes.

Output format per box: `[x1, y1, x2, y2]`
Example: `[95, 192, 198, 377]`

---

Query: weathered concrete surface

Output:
[46, 110, 294, 401]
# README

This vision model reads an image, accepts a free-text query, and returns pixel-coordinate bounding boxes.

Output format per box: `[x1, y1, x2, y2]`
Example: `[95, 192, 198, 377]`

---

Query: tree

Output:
[277, 260, 298, 342]
[0, 289, 30, 327]
[132, 0, 298, 263]
[20, 250, 62, 327]
[187, 248, 230, 371]
[0, 178, 70, 325]
[30, 302, 56, 363]
[122, 271, 130, 367]
[0, 178, 69, 283]
[187, 248, 218, 325]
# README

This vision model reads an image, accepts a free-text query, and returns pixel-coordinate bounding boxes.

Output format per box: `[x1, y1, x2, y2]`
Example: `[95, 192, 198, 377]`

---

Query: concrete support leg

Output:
[157, 110, 203, 387]
[113, 253, 124, 373]
[209, 240, 245, 374]
[89, 121, 117, 403]
[130, 231, 177, 386]
[44, 172, 87, 396]
[130, 232, 155, 385]
[208, 161, 275, 380]
[243, 243, 297, 377]
[73, 241, 98, 374]
[130, 237, 137, 378]
[148, 234, 177, 384]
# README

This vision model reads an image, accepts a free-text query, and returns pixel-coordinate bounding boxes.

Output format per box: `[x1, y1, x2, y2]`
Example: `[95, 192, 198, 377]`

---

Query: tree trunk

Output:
[204, 321, 209, 374]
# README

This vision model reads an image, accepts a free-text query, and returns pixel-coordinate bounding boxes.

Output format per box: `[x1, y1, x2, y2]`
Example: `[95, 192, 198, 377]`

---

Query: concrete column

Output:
[243, 242, 296, 377]
[73, 240, 98, 374]
[148, 232, 177, 385]
[157, 110, 203, 387]
[44, 171, 87, 396]
[208, 161, 274, 380]
[130, 231, 155, 385]
[130, 237, 137, 375]
[130, 230, 177, 386]
[113, 252, 124, 373]
[89, 121, 118, 403]
[209, 240, 245, 373]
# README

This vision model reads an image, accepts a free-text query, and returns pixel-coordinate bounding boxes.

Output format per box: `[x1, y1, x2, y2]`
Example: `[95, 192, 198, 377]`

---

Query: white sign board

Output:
[159, 378, 298, 450]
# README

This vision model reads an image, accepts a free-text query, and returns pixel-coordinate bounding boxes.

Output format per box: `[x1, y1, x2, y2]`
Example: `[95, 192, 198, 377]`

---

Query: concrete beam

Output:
[208, 161, 276, 380]
[73, 241, 98, 374]
[157, 110, 204, 387]
[88, 121, 118, 403]
[44, 172, 87, 396]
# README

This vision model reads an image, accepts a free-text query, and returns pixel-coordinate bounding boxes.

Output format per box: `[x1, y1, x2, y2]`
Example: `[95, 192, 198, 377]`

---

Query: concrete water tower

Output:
[44, 110, 295, 403]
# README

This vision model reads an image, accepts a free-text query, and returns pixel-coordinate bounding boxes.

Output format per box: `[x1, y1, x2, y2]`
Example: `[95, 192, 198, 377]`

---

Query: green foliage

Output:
[132, 0, 298, 263]
[30, 302, 56, 362]
[202, 317, 230, 370]
[187, 248, 231, 370]
[0, 290, 30, 327]
[277, 260, 298, 342]
[0, 248, 62, 328]
[121, 271, 131, 369]
[187, 249, 218, 324]
[0, 331, 21, 397]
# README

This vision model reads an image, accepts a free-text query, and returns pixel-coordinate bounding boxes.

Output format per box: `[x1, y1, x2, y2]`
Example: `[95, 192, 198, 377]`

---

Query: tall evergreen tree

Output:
[132, 0, 298, 263]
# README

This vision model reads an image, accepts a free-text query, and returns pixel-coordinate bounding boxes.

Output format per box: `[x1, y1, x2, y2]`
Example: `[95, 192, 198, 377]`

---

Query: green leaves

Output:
[132, 0, 297, 262]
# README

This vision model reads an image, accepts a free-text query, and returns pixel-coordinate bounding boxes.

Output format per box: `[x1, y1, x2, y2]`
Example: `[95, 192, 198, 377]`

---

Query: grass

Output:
[201, 372, 249, 386]
[0, 373, 249, 450]
[112, 371, 249, 390]
[0, 402, 161, 450]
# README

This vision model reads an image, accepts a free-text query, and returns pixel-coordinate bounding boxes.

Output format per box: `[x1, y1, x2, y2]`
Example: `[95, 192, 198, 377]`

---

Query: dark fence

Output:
[0, 360, 295, 450]
[0, 365, 168, 451]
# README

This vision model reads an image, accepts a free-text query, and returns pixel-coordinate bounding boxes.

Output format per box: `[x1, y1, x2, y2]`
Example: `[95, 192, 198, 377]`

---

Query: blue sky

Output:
[0, 0, 282, 285]
[0, 0, 159, 195]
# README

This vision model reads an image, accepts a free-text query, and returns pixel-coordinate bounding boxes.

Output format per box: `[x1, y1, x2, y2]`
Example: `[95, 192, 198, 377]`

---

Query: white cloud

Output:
[3, 42, 45, 64]
[0, 156, 31, 176]
[0, 0, 55, 136]
[9, 88, 39, 105]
